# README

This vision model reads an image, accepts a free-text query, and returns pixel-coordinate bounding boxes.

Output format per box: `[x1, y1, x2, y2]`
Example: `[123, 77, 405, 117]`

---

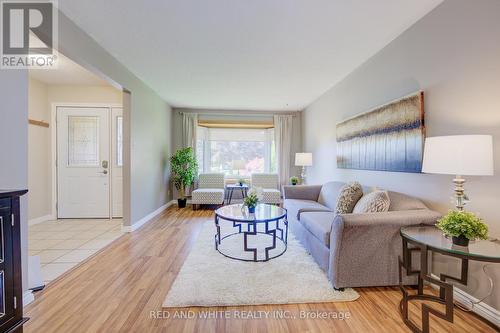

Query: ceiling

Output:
[58, 0, 443, 111]
[30, 51, 110, 86]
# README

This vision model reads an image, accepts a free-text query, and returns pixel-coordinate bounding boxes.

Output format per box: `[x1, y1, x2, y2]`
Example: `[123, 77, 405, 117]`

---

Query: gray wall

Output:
[0, 71, 30, 294]
[56, 12, 173, 225]
[302, 0, 500, 308]
[1, 11, 172, 297]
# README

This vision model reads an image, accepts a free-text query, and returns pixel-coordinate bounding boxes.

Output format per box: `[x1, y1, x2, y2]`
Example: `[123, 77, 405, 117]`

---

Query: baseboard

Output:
[121, 200, 175, 233]
[28, 214, 55, 226]
[23, 290, 34, 307]
[430, 273, 500, 327]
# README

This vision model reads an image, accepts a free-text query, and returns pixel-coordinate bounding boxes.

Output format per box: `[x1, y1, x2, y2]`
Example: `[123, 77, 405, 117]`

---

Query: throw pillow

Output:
[353, 190, 390, 214]
[335, 182, 363, 214]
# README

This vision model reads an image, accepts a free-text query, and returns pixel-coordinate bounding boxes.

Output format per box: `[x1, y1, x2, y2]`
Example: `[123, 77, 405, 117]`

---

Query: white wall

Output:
[28, 79, 50, 221]
[28, 77, 123, 221]
[47, 84, 122, 105]
[302, 0, 500, 308]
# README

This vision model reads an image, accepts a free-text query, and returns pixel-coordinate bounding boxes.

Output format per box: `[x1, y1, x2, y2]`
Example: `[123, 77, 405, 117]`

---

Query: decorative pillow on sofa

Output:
[353, 190, 390, 214]
[335, 182, 363, 214]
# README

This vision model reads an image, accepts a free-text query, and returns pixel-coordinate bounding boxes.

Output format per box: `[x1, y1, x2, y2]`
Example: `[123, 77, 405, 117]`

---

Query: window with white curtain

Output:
[196, 127, 276, 177]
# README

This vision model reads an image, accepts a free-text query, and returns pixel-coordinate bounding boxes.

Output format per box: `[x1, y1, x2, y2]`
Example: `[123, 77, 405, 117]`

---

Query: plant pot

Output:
[248, 206, 256, 213]
[291, 182, 297, 186]
[452, 235, 469, 246]
[177, 198, 187, 208]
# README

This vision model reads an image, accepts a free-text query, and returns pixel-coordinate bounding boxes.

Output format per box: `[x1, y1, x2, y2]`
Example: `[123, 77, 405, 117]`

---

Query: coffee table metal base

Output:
[214, 217, 288, 262]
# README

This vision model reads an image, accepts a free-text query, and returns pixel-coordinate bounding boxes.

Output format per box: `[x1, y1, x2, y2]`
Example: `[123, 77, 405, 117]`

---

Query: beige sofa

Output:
[283, 181, 441, 289]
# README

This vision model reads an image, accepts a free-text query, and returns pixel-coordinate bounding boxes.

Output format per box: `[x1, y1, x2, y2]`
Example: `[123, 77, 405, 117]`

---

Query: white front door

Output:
[57, 107, 110, 218]
[111, 108, 123, 217]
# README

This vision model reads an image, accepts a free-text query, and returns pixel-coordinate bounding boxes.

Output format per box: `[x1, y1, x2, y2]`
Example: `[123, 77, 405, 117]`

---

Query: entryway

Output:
[56, 106, 123, 218]
[29, 218, 123, 284]
[27, 51, 127, 287]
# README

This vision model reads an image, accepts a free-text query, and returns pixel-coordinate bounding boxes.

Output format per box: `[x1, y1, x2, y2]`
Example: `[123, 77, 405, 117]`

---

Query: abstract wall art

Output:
[336, 91, 425, 173]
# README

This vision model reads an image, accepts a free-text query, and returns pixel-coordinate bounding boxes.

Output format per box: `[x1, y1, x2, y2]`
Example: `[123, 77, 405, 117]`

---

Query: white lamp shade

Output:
[422, 135, 494, 176]
[232, 160, 246, 170]
[295, 153, 313, 166]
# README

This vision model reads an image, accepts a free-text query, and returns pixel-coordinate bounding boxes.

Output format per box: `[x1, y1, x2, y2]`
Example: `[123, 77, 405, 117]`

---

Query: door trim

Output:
[50, 103, 122, 219]
[111, 107, 123, 218]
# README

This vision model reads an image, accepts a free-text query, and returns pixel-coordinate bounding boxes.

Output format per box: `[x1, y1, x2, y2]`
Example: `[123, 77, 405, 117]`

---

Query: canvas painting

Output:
[336, 91, 425, 173]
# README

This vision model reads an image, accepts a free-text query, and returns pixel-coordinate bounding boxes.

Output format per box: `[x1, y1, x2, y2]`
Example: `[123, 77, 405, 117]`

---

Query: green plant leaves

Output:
[243, 193, 259, 207]
[436, 210, 489, 241]
[170, 147, 198, 199]
[243, 188, 261, 208]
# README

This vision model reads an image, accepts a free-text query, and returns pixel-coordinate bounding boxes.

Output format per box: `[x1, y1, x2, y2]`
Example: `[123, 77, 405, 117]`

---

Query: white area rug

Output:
[163, 221, 359, 307]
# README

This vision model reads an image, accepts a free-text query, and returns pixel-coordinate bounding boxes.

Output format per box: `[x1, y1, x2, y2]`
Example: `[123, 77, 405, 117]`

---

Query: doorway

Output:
[56, 106, 123, 219]
[28, 53, 127, 286]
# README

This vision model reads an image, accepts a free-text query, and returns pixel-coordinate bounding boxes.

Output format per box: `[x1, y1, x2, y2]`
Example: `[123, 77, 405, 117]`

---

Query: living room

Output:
[0, 0, 499, 332]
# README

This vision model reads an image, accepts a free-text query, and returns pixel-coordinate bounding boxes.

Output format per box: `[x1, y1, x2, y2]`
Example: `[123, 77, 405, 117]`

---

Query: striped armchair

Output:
[251, 173, 281, 204]
[192, 173, 225, 209]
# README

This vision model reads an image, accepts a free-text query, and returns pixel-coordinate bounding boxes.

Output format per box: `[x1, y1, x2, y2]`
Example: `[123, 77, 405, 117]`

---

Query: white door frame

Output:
[51, 102, 123, 219]
[111, 107, 123, 217]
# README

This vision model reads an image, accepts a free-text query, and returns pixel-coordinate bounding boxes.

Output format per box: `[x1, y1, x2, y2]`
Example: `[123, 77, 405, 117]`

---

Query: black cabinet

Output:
[0, 190, 28, 333]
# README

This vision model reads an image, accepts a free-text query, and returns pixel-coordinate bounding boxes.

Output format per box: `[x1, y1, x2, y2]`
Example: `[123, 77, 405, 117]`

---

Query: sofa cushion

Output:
[300, 212, 336, 247]
[353, 190, 390, 213]
[335, 182, 363, 214]
[387, 191, 428, 211]
[283, 199, 330, 222]
[317, 182, 345, 211]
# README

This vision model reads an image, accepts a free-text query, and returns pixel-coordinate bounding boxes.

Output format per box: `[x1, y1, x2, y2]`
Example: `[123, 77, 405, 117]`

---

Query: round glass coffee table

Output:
[214, 204, 288, 262]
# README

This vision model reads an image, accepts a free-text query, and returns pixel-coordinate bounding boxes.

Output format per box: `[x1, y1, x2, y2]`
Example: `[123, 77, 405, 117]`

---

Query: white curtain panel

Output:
[181, 113, 198, 151]
[274, 114, 293, 186]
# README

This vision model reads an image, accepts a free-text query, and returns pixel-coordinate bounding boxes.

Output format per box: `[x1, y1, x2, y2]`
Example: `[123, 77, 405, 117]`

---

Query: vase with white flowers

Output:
[244, 187, 262, 213]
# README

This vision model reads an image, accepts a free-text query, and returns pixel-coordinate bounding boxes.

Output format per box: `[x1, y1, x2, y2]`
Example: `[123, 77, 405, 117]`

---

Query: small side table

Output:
[226, 184, 249, 205]
[399, 226, 500, 333]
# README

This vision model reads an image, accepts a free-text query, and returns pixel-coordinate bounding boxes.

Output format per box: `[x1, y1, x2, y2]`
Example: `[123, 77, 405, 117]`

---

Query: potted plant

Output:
[243, 187, 262, 213]
[436, 210, 488, 246]
[290, 176, 299, 186]
[238, 178, 245, 186]
[170, 147, 198, 208]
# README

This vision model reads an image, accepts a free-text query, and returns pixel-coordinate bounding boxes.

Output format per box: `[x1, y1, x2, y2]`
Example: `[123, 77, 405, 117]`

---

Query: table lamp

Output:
[422, 135, 494, 210]
[232, 160, 246, 176]
[295, 153, 313, 184]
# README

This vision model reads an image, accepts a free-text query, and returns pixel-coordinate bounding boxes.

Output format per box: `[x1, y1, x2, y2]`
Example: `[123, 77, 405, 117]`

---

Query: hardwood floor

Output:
[25, 207, 496, 333]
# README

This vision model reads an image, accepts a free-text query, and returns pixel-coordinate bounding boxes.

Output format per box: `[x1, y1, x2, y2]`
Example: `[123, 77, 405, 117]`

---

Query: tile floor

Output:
[28, 218, 124, 284]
